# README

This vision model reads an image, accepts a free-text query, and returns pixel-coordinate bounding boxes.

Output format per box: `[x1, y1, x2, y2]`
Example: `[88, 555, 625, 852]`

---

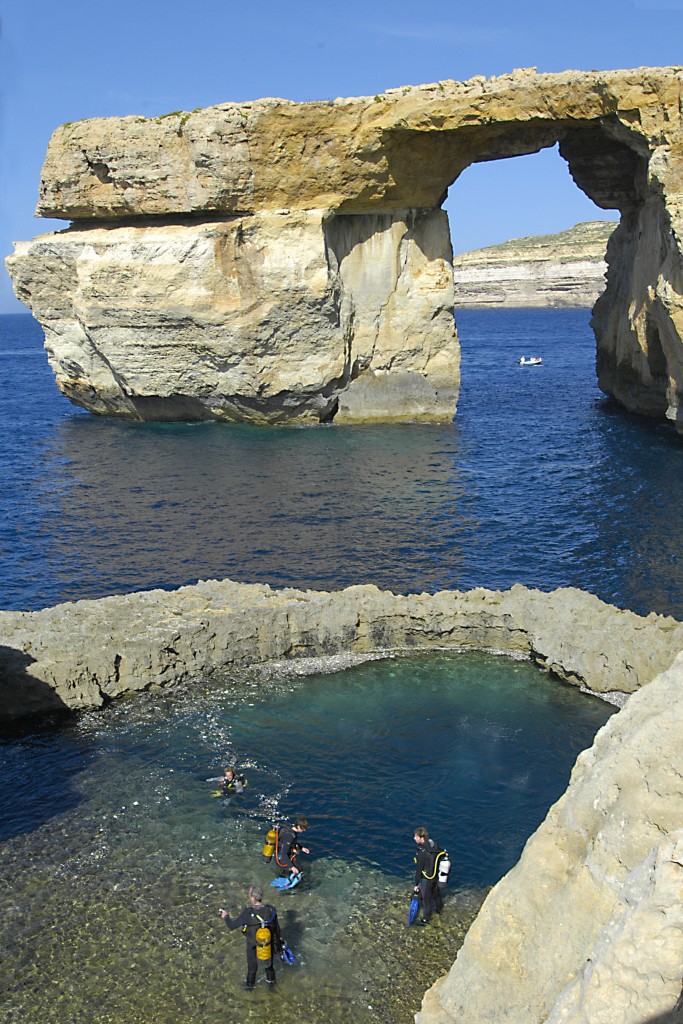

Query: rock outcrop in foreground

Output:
[417, 654, 683, 1024]
[453, 221, 614, 308]
[1, 579, 682, 718]
[2, 577, 683, 1022]
[6, 67, 683, 428]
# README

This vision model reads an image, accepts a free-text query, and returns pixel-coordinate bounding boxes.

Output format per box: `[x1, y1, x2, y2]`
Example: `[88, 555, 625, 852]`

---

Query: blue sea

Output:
[1, 309, 682, 616]
[0, 308, 680, 1023]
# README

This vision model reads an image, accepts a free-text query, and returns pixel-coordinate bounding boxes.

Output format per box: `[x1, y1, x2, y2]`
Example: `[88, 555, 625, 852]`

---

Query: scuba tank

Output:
[262, 827, 277, 862]
[255, 924, 272, 961]
[437, 852, 451, 887]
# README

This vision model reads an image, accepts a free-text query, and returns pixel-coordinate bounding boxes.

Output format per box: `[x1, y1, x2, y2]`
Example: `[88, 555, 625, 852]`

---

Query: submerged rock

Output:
[2, 577, 683, 1022]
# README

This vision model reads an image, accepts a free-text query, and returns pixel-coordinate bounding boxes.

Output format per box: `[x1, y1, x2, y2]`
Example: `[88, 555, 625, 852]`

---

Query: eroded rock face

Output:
[2, 580, 683, 1021]
[6, 67, 683, 425]
[1, 581, 682, 719]
[416, 653, 683, 1024]
[7, 210, 457, 424]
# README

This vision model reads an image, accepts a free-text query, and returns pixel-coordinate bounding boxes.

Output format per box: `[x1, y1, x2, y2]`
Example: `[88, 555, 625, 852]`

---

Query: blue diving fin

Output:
[408, 895, 420, 926]
[280, 941, 296, 965]
[270, 876, 291, 889]
[271, 871, 302, 890]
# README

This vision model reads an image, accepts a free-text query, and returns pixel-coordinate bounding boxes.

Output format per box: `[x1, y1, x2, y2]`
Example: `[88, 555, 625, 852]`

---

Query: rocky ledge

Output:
[2, 580, 681, 719]
[453, 220, 614, 308]
[2, 577, 683, 1022]
[417, 653, 683, 1024]
[6, 67, 683, 429]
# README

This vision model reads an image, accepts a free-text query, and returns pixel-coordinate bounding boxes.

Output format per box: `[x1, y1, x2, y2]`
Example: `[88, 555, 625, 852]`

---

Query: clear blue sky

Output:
[1, 0, 682, 312]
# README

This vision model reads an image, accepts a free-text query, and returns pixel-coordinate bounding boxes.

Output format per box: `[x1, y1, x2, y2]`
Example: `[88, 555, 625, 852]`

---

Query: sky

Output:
[1, 0, 682, 313]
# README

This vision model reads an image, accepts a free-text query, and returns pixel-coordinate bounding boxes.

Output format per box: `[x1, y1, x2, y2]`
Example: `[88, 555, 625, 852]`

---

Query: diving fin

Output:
[269, 877, 291, 889]
[408, 895, 420, 926]
[280, 941, 296, 965]
[270, 871, 302, 891]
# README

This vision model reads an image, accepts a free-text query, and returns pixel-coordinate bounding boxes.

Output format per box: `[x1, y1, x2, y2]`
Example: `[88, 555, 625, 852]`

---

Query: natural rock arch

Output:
[7, 66, 683, 429]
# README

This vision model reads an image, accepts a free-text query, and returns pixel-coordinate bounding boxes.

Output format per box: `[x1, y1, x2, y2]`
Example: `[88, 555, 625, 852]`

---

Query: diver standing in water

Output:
[275, 816, 310, 879]
[413, 826, 445, 925]
[219, 885, 282, 989]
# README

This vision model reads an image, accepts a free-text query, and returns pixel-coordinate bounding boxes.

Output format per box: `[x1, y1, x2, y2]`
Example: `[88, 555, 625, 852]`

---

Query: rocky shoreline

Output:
[2, 579, 683, 721]
[2, 578, 683, 1022]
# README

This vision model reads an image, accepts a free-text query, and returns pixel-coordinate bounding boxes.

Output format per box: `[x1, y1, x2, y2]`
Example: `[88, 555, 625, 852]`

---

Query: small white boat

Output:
[518, 356, 542, 366]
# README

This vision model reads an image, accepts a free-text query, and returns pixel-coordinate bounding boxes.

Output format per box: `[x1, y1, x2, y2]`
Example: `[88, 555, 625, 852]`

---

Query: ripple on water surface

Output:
[0, 652, 614, 1024]
[2, 310, 683, 616]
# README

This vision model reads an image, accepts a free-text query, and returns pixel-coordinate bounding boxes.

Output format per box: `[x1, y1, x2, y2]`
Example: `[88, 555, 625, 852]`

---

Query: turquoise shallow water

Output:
[0, 652, 613, 1024]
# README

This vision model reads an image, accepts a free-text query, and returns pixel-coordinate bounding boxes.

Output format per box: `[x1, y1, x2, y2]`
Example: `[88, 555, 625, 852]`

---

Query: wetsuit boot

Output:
[265, 966, 276, 986]
[245, 971, 256, 990]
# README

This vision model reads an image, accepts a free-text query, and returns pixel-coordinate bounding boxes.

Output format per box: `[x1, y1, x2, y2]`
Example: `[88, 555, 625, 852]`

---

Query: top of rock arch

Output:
[37, 66, 683, 220]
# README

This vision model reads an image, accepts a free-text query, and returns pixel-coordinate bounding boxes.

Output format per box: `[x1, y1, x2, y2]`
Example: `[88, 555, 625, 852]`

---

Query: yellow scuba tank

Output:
[262, 827, 277, 862]
[255, 925, 272, 961]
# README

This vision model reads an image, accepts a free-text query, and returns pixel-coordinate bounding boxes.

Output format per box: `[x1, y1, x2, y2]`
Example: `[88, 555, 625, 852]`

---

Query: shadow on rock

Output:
[0, 644, 94, 842]
[0, 643, 69, 725]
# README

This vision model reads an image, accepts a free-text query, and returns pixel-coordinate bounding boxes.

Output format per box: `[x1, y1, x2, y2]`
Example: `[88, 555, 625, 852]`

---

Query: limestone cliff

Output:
[8, 211, 456, 424]
[1, 581, 682, 719]
[452, 221, 614, 308]
[416, 653, 683, 1024]
[2, 579, 683, 1022]
[6, 67, 683, 427]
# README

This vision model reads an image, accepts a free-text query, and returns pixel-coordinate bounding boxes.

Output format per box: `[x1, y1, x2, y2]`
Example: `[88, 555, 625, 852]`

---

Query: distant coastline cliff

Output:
[453, 221, 615, 308]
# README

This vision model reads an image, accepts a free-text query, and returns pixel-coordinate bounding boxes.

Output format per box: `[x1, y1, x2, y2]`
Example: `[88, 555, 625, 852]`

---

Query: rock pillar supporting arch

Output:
[6, 67, 683, 428]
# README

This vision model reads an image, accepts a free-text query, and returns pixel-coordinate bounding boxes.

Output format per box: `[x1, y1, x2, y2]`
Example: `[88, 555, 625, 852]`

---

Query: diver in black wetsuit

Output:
[413, 826, 444, 924]
[219, 885, 282, 989]
[275, 816, 310, 878]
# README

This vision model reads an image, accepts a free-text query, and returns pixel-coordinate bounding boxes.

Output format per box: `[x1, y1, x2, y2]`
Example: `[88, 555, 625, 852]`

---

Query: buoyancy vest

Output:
[243, 905, 276, 941]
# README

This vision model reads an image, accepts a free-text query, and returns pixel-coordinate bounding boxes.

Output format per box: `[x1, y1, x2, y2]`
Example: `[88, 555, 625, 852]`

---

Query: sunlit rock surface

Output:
[1, 580, 682, 719]
[8, 210, 457, 424]
[416, 653, 683, 1024]
[3, 579, 683, 1022]
[6, 66, 683, 426]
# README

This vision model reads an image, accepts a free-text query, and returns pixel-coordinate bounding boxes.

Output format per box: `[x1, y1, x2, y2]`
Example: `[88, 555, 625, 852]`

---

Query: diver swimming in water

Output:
[206, 765, 248, 806]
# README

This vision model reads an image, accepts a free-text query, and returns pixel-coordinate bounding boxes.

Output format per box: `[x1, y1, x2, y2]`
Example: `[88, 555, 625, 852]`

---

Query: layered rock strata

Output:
[6, 67, 683, 427]
[417, 653, 683, 1024]
[452, 221, 614, 308]
[9, 211, 456, 423]
[1, 580, 683, 721]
